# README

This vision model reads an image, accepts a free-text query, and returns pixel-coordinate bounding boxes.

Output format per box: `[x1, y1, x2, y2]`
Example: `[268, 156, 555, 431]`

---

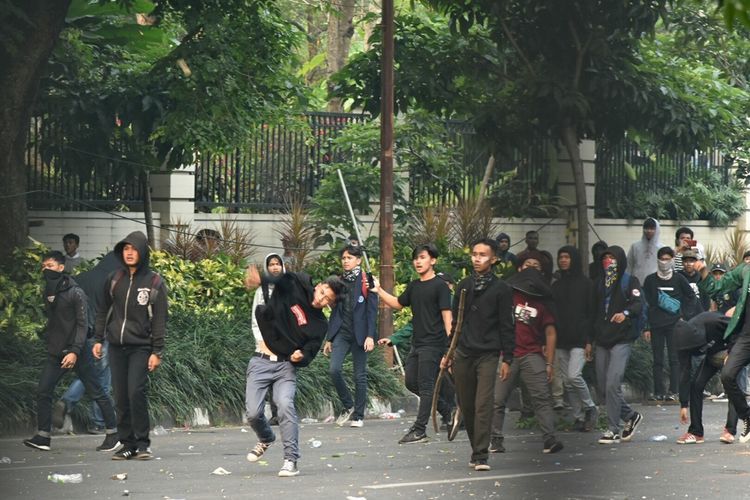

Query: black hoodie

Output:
[254, 272, 327, 367]
[552, 246, 594, 349]
[592, 245, 643, 348]
[94, 231, 168, 356]
[43, 274, 88, 357]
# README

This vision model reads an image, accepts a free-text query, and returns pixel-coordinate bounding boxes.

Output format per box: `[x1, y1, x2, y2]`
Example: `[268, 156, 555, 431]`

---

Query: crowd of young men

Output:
[23, 220, 750, 477]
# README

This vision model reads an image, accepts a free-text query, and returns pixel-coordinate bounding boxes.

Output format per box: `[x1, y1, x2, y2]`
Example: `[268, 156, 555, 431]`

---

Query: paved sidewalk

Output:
[1, 402, 749, 499]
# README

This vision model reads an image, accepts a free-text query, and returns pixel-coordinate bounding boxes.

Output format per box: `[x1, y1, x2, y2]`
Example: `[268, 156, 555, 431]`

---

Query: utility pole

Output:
[379, 0, 395, 342]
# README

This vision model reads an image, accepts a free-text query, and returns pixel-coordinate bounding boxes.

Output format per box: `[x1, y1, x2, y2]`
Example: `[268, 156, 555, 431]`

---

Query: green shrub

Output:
[0, 246, 405, 433]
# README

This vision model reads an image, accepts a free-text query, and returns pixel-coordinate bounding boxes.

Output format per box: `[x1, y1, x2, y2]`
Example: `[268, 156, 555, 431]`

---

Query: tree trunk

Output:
[561, 126, 590, 276]
[326, 0, 356, 112]
[142, 171, 155, 248]
[305, 5, 325, 85]
[477, 154, 496, 205]
[0, 0, 72, 261]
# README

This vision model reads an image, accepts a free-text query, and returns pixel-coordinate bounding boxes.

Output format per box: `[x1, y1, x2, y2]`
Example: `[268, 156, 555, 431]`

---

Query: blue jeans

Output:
[595, 343, 636, 434]
[245, 356, 299, 461]
[329, 333, 368, 420]
[36, 347, 117, 434]
[61, 339, 111, 428]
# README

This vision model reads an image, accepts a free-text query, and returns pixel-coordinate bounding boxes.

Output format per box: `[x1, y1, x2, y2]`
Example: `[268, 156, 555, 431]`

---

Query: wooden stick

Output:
[432, 288, 467, 433]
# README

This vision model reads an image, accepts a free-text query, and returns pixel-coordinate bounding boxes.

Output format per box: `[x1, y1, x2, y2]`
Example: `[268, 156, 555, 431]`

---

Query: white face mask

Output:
[657, 259, 674, 273]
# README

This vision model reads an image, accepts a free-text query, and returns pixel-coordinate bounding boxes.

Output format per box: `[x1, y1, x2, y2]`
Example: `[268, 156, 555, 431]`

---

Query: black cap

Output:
[711, 263, 727, 273]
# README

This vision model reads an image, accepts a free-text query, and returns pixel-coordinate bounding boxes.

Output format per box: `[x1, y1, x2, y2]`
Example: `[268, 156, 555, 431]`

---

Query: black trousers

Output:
[404, 346, 454, 432]
[651, 324, 679, 396]
[36, 351, 117, 434]
[721, 333, 750, 421]
[109, 344, 152, 450]
[689, 351, 738, 437]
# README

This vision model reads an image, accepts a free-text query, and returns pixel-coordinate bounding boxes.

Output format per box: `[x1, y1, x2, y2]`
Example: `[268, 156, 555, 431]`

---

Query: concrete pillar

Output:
[555, 139, 596, 249]
[150, 166, 196, 247]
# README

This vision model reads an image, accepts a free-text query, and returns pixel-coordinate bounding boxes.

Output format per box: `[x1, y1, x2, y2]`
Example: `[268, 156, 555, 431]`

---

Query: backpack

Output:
[620, 272, 648, 340]
[105, 269, 164, 326]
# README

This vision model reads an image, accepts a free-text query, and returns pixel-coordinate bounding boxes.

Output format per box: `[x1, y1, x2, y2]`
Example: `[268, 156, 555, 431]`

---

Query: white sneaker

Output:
[335, 408, 354, 427]
[350, 419, 363, 428]
[278, 459, 299, 477]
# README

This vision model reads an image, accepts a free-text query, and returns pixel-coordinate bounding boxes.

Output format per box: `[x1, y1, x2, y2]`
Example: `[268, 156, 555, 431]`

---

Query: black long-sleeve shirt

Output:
[453, 274, 515, 363]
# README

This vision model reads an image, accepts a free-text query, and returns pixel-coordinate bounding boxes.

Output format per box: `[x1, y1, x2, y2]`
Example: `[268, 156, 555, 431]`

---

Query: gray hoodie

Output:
[627, 217, 661, 284]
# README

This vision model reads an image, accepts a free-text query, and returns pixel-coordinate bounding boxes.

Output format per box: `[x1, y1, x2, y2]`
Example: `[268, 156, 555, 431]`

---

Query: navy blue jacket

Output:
[327, 272, 378, 346]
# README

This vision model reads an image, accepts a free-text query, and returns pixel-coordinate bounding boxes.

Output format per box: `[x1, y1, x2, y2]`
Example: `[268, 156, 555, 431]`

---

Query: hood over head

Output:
[557, 245, 583, 276]
[673, 312, 729, 351]
[496, 232, 511, 244]
[507, 267, 553, 298]
[264, 252, 286, 274]
[600, 245, 628, 280]
[114, 231, 149, 273]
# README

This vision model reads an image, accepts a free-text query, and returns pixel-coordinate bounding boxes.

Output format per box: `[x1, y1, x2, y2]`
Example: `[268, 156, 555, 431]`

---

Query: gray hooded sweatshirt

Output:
[627, 217, 662, 285]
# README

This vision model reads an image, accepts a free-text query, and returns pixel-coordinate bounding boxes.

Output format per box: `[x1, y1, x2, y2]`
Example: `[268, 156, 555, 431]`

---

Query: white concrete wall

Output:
[28, 211, 161, 259]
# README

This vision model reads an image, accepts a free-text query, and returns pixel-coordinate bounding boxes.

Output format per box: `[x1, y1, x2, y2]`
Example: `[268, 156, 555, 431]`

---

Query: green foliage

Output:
[602, 169, 745, 225]
[625, 339, 654, 397]
[0, 244, 404, 432]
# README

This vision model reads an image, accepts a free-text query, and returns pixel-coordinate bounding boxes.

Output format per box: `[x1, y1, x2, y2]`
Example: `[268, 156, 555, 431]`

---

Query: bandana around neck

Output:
[473, 271, 493, 291]
[342, 266, 361, 283]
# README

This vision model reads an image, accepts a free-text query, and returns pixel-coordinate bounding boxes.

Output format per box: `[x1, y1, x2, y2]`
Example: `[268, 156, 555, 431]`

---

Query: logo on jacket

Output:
[47, 295, 55, 303]
[290, 304, 308, 326]
[137, 288, 151, 306]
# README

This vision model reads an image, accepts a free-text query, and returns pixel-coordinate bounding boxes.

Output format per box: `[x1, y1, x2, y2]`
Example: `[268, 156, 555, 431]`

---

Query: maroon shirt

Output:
[512, 291, 555, 358]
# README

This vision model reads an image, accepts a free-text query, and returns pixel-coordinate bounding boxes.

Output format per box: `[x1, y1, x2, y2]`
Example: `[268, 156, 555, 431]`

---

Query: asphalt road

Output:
[1, 401, 750, 500]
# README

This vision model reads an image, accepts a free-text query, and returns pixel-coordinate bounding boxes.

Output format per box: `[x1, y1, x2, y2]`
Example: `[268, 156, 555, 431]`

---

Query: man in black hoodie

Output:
[592, 245, 644, 444]
[244, 264, 344, 477]
[445, 238, 515, 472]
[93, 231, 168, 461]
[24, 251, 119, 452]
[552, 246, 597, 432]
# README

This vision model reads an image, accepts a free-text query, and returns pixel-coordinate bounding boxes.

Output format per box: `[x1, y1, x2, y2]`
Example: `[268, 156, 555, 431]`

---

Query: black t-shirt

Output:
[398, 276, 452, 349]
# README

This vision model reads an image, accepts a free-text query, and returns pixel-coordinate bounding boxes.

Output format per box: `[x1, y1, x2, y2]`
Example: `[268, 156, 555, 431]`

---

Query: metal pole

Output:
[379, 0, 395, 343]
[336, 169, 371, 274]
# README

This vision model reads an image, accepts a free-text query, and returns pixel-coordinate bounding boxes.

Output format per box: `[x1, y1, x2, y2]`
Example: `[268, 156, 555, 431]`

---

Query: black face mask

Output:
[43, 268, 64, 301]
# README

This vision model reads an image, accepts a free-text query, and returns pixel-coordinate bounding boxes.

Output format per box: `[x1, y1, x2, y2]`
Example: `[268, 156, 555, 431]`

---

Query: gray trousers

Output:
[557, 347, 595, 421]
[595, 343, 636, 434]
[453, 351, 499, 462]
[245, 356, 299, 461]
[492, 353, 557, 443]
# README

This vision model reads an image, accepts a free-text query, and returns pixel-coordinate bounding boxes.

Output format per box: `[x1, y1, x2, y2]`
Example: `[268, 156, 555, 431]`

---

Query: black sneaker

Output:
[96, 433, 122, 452]
[52, 401, 67, 429]
[23, 434, 51, 451]
[621, 412, 643, 442]
[740, 417, 750, 444]
[474, 459, 490, 471]
[134, 447, 153, 460]
[448, 407, 461, 441]
[598, 430, 621, 444]
[398, 428, 427, 444]
[489, 437, 505, 453]
[247, 441, 272, 462]
[112, 447, 136, 460]
[543, 437, 563, 454]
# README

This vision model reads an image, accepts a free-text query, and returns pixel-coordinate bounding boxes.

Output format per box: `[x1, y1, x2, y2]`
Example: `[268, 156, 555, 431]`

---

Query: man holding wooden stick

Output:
[443, 238, 515, 472]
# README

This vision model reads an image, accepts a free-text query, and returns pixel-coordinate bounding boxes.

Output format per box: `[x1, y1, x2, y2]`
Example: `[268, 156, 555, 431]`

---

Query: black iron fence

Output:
[594, 139, 730, 217]
[194, 112, 367, 211]
[26, 113, 144, 211]
[408, 124, 555, 214]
